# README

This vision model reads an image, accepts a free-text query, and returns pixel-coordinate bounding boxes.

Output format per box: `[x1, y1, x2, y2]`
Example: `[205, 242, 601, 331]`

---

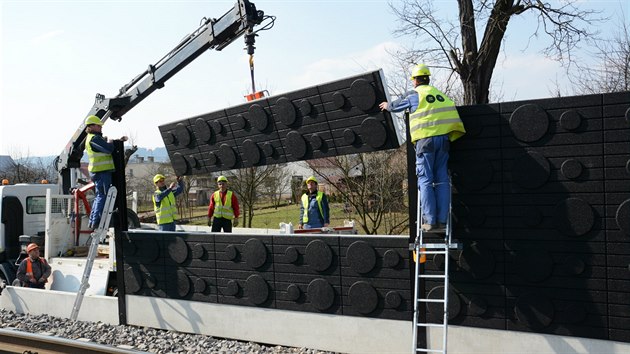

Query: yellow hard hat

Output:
[305, 176, 318, 185]
[153, 174, 166, 184]
[85, 115, 103, 126]
[217, 175, 228, 183]
[410, 64, 431, 80]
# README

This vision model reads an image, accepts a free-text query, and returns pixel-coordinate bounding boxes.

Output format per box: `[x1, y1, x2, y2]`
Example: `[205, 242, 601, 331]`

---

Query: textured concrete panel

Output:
[159, 70, 402, 175]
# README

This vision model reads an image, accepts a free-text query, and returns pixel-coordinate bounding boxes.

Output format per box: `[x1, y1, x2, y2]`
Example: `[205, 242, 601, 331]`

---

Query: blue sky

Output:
[1, 0, 627, 157]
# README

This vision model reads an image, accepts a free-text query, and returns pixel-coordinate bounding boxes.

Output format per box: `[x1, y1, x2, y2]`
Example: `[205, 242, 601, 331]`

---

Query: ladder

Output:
[70, 186, 117, 320]
[411, 179, 458, 354]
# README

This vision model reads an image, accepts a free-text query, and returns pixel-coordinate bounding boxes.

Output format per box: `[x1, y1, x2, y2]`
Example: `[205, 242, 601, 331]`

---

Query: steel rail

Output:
[0, 328, 147, 354]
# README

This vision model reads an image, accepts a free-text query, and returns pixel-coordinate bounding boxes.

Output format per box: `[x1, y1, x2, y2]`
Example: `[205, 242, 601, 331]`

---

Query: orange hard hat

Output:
[1, 179, 8, 185]
[26, 243, 39, 253]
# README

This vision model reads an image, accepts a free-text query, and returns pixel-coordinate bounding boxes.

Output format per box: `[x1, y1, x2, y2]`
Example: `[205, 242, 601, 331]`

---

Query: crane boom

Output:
[55, 0, 265, 193]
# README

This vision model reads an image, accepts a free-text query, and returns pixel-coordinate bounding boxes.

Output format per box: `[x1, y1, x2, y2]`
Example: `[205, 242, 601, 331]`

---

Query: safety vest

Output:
[25, 257, 47, 287]
[85, 133, 115, 173]
[153, 190, 179, 225]
[301, 192, 324, 224]
[409, 85, 466, 143]
[213, 190, 234, 220]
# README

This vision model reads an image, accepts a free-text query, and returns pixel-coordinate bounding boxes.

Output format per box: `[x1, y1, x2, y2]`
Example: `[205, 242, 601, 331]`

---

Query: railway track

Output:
[0, 328, 146, 354]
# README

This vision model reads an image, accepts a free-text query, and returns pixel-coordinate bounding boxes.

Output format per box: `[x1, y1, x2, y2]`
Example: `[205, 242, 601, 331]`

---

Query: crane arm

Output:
[56, 0, 265, 193]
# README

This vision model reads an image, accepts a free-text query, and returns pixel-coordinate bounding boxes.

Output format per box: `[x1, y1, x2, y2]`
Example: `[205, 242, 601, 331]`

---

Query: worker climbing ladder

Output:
[410, 178, 459, 354]
[70, 186, 117, 320]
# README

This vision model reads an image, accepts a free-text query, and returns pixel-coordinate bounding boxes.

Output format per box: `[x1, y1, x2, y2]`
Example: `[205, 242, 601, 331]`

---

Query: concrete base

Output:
[0, 286, 118, 324]
[126, 295, 410, 354]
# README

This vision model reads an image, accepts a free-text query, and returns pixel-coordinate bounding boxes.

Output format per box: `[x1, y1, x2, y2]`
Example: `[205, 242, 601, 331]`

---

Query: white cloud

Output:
[285, 41, 403, 90]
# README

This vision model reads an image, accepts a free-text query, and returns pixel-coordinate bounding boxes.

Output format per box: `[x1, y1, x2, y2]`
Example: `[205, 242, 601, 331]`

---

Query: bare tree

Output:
[389, 0, 602, 104]
[571, 15, 630, 94]
[259, 164, 290, 209]
[1, 149, 55, 184]
[228, 165, 283, 228]
[310, 148, 409, 235]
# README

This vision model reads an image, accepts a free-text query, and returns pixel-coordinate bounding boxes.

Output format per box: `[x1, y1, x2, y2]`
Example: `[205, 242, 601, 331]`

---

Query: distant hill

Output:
[22, 146, 170, 165]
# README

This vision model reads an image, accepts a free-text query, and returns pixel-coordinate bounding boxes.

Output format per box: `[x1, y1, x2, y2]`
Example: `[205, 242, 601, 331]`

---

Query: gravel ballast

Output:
[0, 309, 336, 354]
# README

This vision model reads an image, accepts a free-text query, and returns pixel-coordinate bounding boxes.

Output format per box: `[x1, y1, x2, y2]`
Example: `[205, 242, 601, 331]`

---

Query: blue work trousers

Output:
[159, 222, 176, 232]
[415, 135, 450, 225]
[89, 171, 112, 227]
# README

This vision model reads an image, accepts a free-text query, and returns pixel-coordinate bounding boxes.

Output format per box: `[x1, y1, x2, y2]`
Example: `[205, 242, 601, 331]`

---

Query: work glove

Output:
[233, 218, 239, 227]
[207, 218, 212, 227]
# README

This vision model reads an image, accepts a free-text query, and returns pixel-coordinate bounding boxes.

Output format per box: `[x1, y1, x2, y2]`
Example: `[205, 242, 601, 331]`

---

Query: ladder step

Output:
[419, 274, 446, 279]
[418, 298, 445, 303]
[416, 349, 445, 353]
[416, 323, 446, 328]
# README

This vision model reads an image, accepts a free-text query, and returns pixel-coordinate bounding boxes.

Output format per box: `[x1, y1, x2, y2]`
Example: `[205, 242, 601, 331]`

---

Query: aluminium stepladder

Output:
[411, 178, 459, 354]
[70, 186, 117, 320]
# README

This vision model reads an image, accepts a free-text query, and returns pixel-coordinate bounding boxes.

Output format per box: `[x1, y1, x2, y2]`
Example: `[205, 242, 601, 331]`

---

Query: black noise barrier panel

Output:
[121, 232, 412, 321]
[443, 91, 630, 343]
[158, 70, 404, 175]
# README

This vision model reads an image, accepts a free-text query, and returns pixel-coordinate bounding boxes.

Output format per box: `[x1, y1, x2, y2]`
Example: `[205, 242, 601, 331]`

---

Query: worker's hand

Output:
[38, 278, 47, 284]
[169, 182, 177, 189]
[119, 136, 128, 142]
[297, 224, 303, 230]
[207, 218, 212, 227]
[378, 102, 388, 111]
[233, 218, 239, 227]
[29, 278, 38, 284]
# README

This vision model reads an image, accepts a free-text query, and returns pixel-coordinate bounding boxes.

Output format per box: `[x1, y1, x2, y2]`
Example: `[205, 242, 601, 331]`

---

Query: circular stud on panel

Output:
[194, 118, 213, 143]
[285, 246, 299, 264]
[242, 139, 261, 166]
[343, 129, 357, 145]
[383, 250, 401, 268]
[346, 241, 377, 274]
[244, 238, 268, 269]
[225, 244, 238, 261]
[287, 284, 301, 301]
[167, 237, 189, 264]
[211, 120, 224, 135]
[305, 240, 333, 272]
[234, 114, 247, 130]
[172, 153, 190, 176]
[275, 97, 297, 127]
[332, 92, 346, 109]
[299, 99, 312, 116]
[193, 277, 207, 294]
[176, 270, 191, 297]
[427, 286, 461, 320]
[124, 265, 142, 294]
[559, 110, 582, 131]
[385, 291, 402, 309]
[616, 199, 630, 236]
[249, 104, 269, 131]
[191, 243, 205, 259]
[262, 142, 275, 157]
[307, 278, 335, 311]
[349, 79, 376, 111]
[310, 134, 323, 150]
[561, 159, 583, 179]
[187, 155, 200, 169]
[467, 296, 488, 316]
[348, 281, 378, 315]
[286, 131, 307, 159]
[225, 280, 239, 296]
[219, 144, 237, 168]
[164, 132, 177, 145]
[245, 274, 269, 305]
[509, 104, 549, 142]
[361, 117, 387, 148]
[175, 123, 193, 147]
[553, 197, 594, 237]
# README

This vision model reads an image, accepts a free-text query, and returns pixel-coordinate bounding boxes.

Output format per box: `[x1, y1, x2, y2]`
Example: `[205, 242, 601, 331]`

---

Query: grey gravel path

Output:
[0, 309, 337, 354]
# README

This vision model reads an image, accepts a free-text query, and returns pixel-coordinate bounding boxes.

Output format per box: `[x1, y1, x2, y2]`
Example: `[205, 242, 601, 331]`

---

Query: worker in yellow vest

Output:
[84, 115, 128, 230]
[152, 174, 185, 231]
[298, 176, 330, 229]
[207, 176, 240, 233]
[379, 64, 465, 232]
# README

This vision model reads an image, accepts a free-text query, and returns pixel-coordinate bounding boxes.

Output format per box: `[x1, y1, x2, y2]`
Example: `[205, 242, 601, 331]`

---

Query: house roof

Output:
[0, 155, 15, 171]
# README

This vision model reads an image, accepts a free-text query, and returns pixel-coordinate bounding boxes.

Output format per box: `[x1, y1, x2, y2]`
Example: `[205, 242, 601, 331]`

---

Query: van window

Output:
[26, 196, 47, 214]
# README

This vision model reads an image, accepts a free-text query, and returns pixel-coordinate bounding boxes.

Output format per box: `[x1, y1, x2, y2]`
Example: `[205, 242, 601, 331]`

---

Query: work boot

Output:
[421, 223, 437, 232]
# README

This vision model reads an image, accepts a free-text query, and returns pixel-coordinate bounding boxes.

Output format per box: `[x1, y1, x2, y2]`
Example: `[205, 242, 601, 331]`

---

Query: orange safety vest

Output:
[25, 257, 47, 284]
